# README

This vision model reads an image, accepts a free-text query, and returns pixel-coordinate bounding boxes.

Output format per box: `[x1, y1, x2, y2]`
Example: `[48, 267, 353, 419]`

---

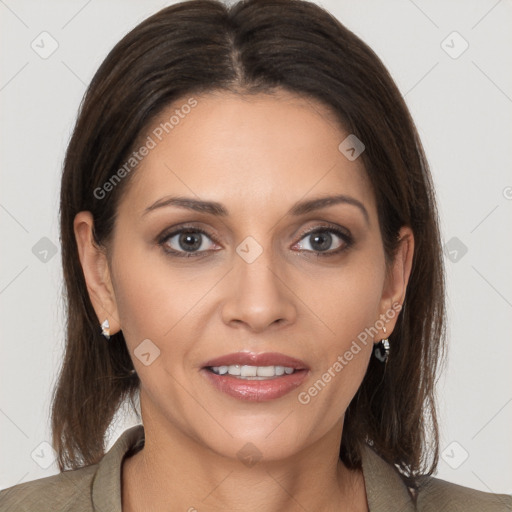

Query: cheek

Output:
[292, 253, 385, 403]
[298, 255, 385, 348]
[111, 243, 224, 375]
[110, 242, 183, 347]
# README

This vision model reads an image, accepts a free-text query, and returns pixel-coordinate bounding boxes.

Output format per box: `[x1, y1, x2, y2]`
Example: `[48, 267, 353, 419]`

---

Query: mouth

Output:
[200, 352, 309, 401]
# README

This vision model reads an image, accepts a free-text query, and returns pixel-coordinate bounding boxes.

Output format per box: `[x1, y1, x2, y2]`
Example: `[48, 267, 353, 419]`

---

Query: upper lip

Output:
[202, 351, 309, 370]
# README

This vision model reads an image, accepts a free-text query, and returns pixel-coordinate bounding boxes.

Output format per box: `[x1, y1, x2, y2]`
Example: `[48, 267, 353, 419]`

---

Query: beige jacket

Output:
[0, 425, 510, 511]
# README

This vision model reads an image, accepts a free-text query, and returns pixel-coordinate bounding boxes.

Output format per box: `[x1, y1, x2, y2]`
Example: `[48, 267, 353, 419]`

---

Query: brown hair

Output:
[53, 0, 445, 490]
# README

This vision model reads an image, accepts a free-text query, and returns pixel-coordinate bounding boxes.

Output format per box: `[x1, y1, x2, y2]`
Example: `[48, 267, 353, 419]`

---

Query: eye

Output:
[293, 226, 353, 256]
[158, 227, 219, 257]
[157, 223, 353, 259]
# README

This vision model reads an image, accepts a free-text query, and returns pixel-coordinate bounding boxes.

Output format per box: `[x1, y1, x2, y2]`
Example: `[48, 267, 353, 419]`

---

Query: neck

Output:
[122, 418, 368, 512]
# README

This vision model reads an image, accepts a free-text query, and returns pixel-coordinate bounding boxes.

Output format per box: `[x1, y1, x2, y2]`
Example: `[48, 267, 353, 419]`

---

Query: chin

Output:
[193, 411, 318, 464]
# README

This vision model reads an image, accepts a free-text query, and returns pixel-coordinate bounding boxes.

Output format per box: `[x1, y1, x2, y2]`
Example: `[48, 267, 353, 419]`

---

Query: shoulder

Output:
[0, 424, 145, 512]
[0, 464, 98, 512]
[416, 475, 512, 512]
[360, 444, 511, 512]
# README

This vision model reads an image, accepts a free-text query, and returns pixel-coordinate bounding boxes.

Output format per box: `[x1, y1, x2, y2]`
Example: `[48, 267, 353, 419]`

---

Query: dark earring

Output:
[374, 338, 390, 362]
[374, 324, 390, 362]
[374, 325, 390, 363]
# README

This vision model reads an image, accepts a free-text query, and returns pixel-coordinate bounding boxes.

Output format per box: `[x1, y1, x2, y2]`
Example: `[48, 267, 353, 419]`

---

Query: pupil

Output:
[311, 232, 331, 251]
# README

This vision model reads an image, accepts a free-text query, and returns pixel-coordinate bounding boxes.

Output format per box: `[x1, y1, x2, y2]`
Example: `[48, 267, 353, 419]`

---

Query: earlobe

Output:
[73, 211, 121, 336]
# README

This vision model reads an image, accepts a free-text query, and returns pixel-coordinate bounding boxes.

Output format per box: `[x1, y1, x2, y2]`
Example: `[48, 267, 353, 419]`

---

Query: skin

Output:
[74, 90, 414, 512]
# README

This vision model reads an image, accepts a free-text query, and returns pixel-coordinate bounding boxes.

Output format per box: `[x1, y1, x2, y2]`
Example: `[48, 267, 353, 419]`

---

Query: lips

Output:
[201, 351, 309, 370]
[200, 352, 310, 402]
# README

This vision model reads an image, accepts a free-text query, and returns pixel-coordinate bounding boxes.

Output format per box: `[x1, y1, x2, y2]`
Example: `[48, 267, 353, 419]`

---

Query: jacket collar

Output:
[360, 444, 416, 511]
[92, 424, 144, 512]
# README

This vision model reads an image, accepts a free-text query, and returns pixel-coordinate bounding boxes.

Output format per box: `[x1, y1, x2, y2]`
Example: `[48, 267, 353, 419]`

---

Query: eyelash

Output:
[157, 223, 354, 259]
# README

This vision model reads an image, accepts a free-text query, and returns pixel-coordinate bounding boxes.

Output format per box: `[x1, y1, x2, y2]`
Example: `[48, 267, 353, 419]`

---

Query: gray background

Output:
[1, 0, 511, 495]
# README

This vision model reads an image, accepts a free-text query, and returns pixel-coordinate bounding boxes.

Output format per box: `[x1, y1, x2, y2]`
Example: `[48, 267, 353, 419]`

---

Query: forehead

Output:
[118, 90, 375, 221]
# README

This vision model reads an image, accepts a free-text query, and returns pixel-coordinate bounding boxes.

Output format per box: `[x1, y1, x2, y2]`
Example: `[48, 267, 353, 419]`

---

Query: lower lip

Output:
[201, 369, 309, 401]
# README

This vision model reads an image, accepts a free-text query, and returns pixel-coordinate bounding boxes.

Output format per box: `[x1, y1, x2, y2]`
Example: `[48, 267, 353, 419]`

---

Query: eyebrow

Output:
[143, 194, 369, 224]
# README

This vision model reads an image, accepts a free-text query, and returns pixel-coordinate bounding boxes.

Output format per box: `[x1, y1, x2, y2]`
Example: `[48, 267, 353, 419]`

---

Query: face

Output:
[75, 90, 412, 462]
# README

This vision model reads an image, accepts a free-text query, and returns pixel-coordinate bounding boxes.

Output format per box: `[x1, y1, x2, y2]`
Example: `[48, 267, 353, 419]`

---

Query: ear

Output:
[73, 211, 121, 336]
[377, 226, 414, 338]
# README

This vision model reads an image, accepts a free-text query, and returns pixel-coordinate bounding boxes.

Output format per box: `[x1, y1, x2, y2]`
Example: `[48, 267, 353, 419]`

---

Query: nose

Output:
[220, 246, 297, 333]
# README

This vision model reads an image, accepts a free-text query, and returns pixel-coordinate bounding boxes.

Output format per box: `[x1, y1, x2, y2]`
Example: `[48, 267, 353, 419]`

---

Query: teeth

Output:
[241, 365, 257, 377]
[211, 365, 297, 379]
[256, 366, 275, 377]
[228, 365, 241, 375]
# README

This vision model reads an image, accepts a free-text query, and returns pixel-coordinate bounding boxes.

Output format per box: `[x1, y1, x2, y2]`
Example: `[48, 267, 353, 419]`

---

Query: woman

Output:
[0, 0, 509, 510]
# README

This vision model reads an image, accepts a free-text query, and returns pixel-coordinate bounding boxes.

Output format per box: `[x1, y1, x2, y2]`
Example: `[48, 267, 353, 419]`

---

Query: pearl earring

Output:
[101, 319, 110, 340]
